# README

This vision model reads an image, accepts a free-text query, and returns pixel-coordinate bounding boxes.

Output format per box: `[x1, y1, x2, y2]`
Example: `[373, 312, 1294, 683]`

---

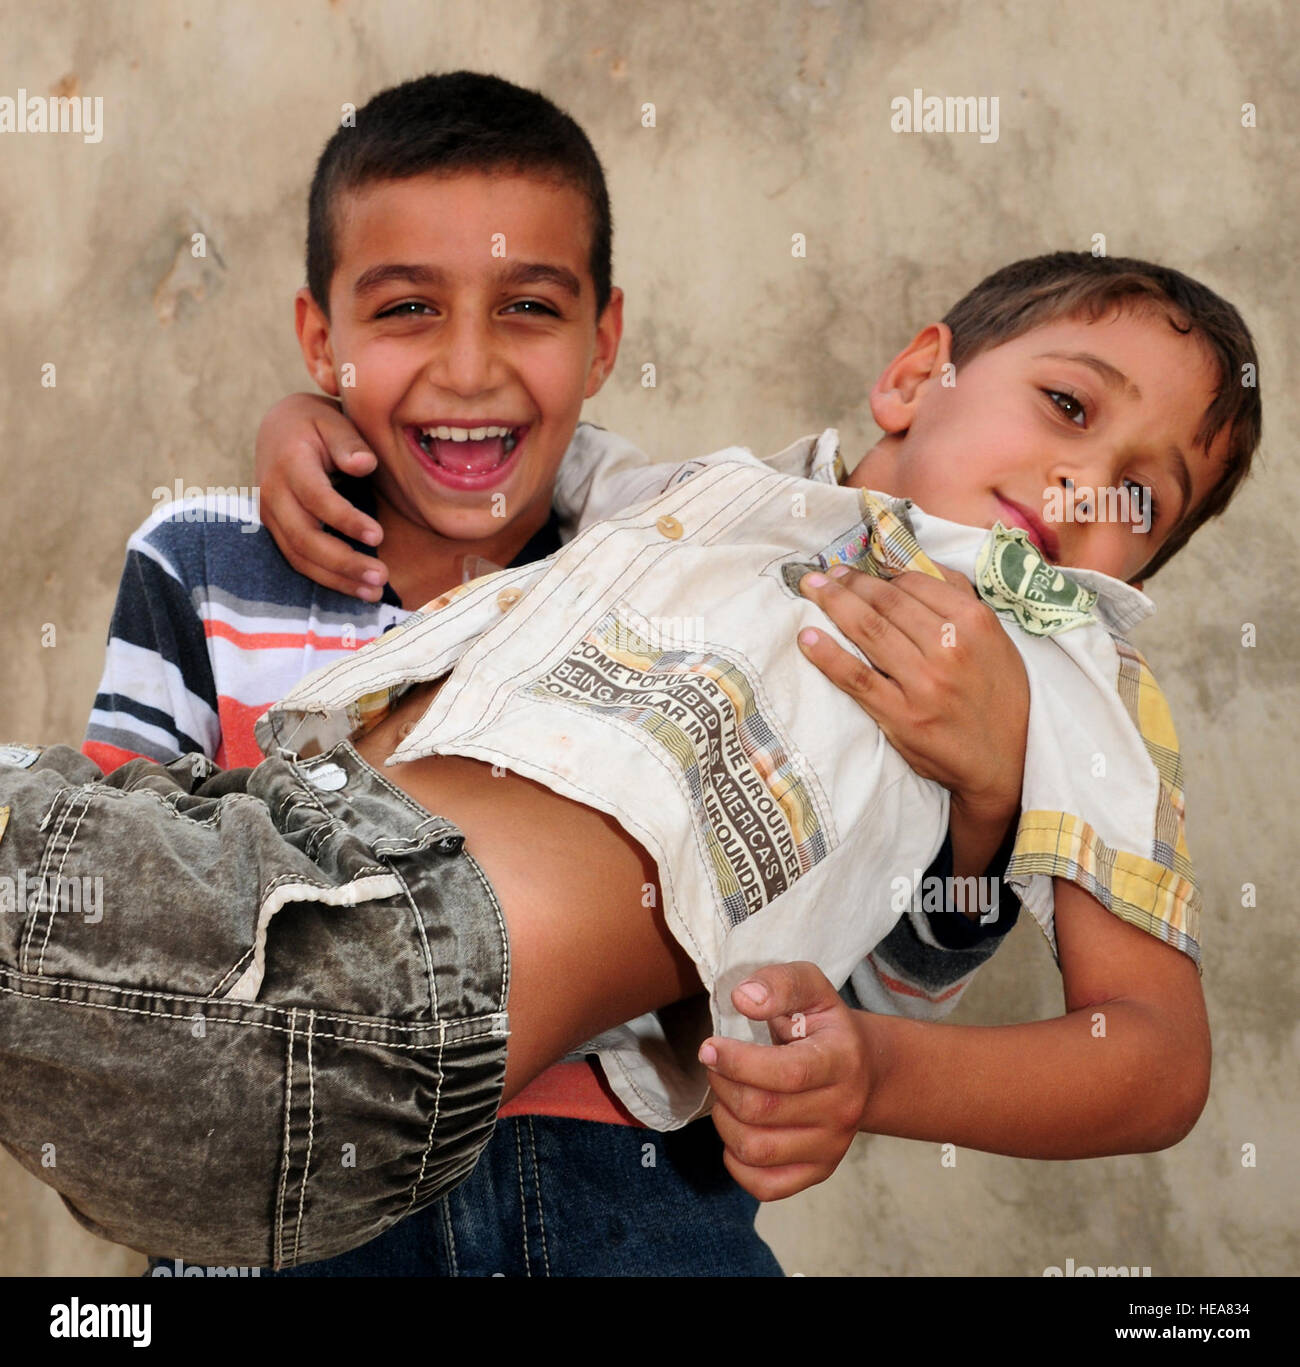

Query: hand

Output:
[698, 962, 873, 1200]
[254, 392, 388, 601]
[796, 563, 1028, 822]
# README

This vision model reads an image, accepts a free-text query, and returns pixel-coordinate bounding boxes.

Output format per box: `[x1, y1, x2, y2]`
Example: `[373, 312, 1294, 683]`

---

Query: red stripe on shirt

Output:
[204, 618, 373, 653]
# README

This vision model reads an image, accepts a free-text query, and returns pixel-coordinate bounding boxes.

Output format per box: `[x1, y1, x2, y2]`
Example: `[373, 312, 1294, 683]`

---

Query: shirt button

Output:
[496, 587, 524, 611]
[655, 515, 684, 540]
[305, 762, 347, 791]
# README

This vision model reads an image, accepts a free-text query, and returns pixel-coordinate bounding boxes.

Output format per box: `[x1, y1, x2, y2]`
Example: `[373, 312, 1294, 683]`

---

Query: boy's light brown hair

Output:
[942, 251, 1261, 579]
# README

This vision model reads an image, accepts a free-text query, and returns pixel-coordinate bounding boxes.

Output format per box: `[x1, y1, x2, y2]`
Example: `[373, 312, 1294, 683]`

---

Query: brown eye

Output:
[377, 300, 434, 318]
[1124, 478, 1159, 523]
[1045, 389, 1087, 426]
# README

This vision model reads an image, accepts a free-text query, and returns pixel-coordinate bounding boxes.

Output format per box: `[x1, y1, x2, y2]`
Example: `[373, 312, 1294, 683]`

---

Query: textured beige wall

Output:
[0, 0, 1295, 1277]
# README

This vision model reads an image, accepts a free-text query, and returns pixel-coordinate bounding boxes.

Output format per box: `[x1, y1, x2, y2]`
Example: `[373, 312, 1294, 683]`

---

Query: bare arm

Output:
[854, 881, 1209, 1154]
[706, 879, 1210, 1196]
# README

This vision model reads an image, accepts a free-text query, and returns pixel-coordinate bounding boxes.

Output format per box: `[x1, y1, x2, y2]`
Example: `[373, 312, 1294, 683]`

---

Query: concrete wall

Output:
[0, 0, 1294, 1276]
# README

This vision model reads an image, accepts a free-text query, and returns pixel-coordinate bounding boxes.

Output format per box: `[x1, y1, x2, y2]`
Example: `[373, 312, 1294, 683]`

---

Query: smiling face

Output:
[296, 170, 621, 555]
[853, 308, 1233, 582]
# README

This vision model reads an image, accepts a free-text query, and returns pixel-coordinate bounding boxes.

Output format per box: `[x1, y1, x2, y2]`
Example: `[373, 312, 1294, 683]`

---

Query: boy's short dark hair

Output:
[306, 71, 613, 318]
[942, 252, 1261, 578]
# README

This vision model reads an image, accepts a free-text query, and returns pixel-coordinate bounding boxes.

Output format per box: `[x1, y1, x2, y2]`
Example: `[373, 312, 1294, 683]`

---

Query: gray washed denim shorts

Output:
[0, 740, 510, 1269]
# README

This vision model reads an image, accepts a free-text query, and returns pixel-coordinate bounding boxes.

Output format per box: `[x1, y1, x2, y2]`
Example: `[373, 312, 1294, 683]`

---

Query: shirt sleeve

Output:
[1007, 635, 1201, 968]
[841, 821, 1022, 1018]
[82, 511, 221, 772]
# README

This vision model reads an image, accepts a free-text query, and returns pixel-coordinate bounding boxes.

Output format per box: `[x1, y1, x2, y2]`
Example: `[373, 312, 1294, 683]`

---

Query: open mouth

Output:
[413, 423, 522, 474]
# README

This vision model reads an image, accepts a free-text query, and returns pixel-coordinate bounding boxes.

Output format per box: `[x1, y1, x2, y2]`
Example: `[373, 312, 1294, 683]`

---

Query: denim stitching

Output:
[526, 1116, 551, 1276]
[291, 1009, 317, 1266]
[23, 787, 91, 975]
[95, 785, 263, 829]
[403, 1019, 448, 1217]
[208, 946, 255, 998]
[274, 1006, 297, 1269]
[22, 788, 77, 970]
[35, 788, 96, 976]
[0, 978, 509, 1045]
[438, 1197, 459, 1276]
[205, 868, 398, 999]
[459, 851, 510, 1010]
[37, 789, 64, 831]
[513, 1122, 531, 1277]
[336, 742, 450, 825]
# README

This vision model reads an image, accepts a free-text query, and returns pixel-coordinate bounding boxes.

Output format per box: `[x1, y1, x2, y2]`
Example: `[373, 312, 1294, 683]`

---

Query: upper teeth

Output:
[419, 425, 513, 442]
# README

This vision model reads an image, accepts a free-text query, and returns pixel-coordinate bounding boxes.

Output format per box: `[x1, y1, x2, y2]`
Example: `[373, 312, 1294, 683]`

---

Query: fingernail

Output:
[803, 572, 827, 588]
[798, 628, 819, 648]
[738, 980, 769, 1005]
[361, 529, 383, 547]
[362, 570, 385, 586]
[698, 1042, 718, 1066]
[829, 565, 851, 579]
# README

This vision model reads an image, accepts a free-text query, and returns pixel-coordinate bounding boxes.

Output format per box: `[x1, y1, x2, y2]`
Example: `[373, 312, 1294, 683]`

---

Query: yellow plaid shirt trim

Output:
[1008, 639, 1202, 966]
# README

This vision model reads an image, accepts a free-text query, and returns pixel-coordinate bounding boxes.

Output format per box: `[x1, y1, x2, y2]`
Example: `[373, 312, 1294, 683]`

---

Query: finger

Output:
[720, 1147, 826, 1201]
[730, 961, 845, 1026]
[268, 501, 389, 601]
[317, 409, 379, 480]
[289, 459, 384, 549]
[711, 1101, 842, 1167]
[824, 567, 978, 656]
[707, 1067, 830, 1129]
[701, 1032, 837, 1094]
[796, 619, 905, 708]
[799, 571, 926, 678]
[798, 626, 924, 749]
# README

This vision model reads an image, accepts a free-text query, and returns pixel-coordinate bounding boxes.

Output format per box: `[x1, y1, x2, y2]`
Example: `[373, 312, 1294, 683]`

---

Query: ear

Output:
[869, 322, 953, 435]
[295, 287, 341, 397]
[584, 286, 625, 399]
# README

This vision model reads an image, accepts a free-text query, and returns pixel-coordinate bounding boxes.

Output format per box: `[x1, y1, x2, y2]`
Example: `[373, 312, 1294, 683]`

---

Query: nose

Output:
[424, 307, 500, 399]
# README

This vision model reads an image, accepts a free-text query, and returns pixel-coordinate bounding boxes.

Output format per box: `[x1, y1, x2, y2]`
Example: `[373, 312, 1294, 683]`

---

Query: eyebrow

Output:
[1036, 350, 1142, 401]
[351, 260, 582, 299]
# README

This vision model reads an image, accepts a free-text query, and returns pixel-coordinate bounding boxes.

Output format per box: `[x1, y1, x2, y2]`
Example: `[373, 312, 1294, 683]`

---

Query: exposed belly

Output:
[351, 676, 699, 1099]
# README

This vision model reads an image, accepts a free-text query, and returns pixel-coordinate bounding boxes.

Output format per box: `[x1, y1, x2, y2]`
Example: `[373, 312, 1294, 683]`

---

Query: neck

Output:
[843, 439, 898, 493]
[373, 490, 548, 609]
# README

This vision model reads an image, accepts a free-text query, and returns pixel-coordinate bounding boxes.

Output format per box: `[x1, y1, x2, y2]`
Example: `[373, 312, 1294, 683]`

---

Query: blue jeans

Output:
[260, 1112, 783, 1276]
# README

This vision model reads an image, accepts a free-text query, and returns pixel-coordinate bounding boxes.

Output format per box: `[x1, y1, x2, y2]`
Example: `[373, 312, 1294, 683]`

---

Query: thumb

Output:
[337, 447, 378, 476]
[731, 961, 843, 1040]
